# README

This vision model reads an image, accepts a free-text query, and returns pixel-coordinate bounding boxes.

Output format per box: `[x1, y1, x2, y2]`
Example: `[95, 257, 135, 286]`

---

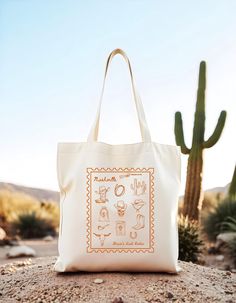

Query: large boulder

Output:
[216, 232, 236, 249]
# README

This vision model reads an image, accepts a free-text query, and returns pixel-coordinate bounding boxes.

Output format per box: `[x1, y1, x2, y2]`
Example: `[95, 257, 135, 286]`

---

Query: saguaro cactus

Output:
[175, 61, 227, 221]
[228, 165, 236, 200]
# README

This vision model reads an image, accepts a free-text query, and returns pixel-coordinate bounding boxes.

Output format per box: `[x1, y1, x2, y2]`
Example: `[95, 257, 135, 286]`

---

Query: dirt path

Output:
[0, 256, 235, 303]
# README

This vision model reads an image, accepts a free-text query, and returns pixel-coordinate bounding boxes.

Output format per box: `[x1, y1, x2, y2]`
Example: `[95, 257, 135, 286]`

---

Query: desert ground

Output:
[0, 256, 236, 303]
[1, 239, 236, 302]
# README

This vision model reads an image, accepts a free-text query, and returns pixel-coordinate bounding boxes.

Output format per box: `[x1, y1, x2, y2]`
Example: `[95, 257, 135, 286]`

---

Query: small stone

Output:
[146, 286, 154, 292]
[93, 278, 104, 284]
[166, 291, 174, 299]
[208, 246, 218, 255]
[215, 255, 224, 261]
[43, 235, 54, 242]
[112, 297, 124, 303]
[225, 271, 231, 276]
[225, 290, 233, 295]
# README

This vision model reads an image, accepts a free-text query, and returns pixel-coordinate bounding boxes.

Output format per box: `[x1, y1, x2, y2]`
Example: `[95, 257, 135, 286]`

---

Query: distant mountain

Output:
[0, 182, 59, 202]
[0, 181, 229, 204]
[205, 183, 230, 194]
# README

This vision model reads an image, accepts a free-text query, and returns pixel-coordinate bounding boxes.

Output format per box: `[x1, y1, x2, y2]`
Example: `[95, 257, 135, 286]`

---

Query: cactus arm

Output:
[228, 165, 236, 199]
[174, 112, 190, 154]
[203, 111, 227, 148]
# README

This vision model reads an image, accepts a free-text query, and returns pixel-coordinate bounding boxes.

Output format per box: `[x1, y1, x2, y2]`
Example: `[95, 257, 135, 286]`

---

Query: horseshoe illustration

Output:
[114, 184, 125, 197]
[130, 231, 137, 239]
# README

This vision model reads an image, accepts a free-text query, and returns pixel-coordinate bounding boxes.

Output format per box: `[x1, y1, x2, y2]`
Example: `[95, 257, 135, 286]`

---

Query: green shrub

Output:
[203, 198, 236, 241]
[178, 216, 203, 262]
[221, 216, 236, 233]
[12, 212, 56, 239]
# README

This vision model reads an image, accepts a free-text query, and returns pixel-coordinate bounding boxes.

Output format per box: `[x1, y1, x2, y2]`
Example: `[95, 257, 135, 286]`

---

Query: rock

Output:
[216, 233, 236, 248]
[0, 227, 6, 240]
[93, 278, 104, 284]
[208, 246, 219, 255]
[215, 255, 224, 261]
[224, 264, 231, 271]
[146, 286, 154, 292]
[43, 235, 54, 242]
[112, 297, 124, 303]
[166, 291, 174, 299]
[6, 245, 36, 258]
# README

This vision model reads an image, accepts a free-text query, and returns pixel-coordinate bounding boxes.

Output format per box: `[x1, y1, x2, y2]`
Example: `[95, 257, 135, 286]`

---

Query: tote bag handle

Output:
[87, 48, 152, 143]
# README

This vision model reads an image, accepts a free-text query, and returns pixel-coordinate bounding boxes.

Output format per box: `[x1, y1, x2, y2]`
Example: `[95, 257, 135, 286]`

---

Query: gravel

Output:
[0, 256, 235, 302]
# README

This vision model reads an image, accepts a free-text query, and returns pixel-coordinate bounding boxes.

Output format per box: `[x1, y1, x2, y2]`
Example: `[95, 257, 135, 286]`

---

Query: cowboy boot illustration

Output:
[95, 186, 110, 203]
[132, 214, 145, 230]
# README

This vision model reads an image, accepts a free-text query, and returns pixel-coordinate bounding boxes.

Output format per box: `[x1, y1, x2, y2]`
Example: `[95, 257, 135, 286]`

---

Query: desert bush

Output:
[221, 216, 236, 233]
[38, 201, 60, 230]
[178, 216, 203, 262]
[12, 212, 56, 238]
[203, 198, 236, 241]
[0, 190, 39, 222]
[201, 192, 224, 214]
[0, 189, 60, 236]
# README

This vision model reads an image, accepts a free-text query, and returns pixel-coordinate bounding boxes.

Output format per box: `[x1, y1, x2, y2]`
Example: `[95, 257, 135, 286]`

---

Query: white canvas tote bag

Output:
[54, 48, 181, 273]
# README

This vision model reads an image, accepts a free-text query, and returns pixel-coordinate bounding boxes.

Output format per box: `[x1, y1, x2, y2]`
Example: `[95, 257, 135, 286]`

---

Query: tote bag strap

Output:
[87, 48, 152, 143]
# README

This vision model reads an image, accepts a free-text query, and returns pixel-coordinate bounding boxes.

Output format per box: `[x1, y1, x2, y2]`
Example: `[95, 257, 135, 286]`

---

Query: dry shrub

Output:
[0, 189, 59, 237]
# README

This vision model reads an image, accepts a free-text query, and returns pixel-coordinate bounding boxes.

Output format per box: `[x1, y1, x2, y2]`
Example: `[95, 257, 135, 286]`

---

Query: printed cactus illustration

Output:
[228, 165, 236, 200]
[130, 178, 146, 196]
[175, 61, 227, 220]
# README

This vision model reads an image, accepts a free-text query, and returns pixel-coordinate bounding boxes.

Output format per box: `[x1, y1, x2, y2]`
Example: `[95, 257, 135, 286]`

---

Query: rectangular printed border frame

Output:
[86, 168, 155, 253]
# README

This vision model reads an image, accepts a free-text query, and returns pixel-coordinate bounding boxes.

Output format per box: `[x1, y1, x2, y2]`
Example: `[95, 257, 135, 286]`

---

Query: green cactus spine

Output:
[175, 61, 227, 220]
[228, 165, 236, 200]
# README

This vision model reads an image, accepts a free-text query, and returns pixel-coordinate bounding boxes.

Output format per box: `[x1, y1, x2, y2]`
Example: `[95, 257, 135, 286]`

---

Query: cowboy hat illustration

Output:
[132, 199, 145, 212]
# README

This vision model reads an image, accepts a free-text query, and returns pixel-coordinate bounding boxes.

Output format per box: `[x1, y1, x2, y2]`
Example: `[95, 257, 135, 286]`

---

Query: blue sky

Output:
[0, 1, 236, 192]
